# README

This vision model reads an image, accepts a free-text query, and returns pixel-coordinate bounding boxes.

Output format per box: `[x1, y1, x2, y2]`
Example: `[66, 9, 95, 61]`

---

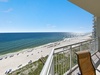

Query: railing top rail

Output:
[40, 38, 97, 75]
[54, 38, 95, 50]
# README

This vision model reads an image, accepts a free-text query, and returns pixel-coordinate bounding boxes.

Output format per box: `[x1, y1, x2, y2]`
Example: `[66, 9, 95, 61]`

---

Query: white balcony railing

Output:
[40, 38, 98, 75]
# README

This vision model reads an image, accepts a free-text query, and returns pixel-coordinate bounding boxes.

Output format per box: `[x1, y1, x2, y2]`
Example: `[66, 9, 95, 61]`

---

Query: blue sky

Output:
[0, 0, 93, 33]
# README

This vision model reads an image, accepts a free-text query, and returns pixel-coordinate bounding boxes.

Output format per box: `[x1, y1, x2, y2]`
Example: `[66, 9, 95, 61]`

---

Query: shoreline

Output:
[0, 35, 91, 75]
[0, 38, 64, 56]
[0, 35, 70, 58]
[0, 39, 61, 58]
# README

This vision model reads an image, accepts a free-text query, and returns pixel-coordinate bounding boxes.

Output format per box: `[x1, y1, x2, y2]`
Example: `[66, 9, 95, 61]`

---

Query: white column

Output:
[96, 17, 100, 52]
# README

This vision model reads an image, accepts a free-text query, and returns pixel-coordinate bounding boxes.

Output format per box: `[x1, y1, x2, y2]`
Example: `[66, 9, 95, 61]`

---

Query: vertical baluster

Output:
[58, 53, 59, 74]
[95, 38, 97, 52]
[60, 49, 62, 75]
[80, 43, 82, 51]
[61, 52, 62, 75]
[57, 53, 58, 74]
[56, 54, 57, 75]
[92, 40, 94, 52]
[63, 48, 65, 74]
[95, 39, 96, 51]
[51, 56, 54, 75]
[96, 38, 98, 52]
[89, 41, 91, 52]
[70, 45, 72, 71]
[61, 52, 64, 75]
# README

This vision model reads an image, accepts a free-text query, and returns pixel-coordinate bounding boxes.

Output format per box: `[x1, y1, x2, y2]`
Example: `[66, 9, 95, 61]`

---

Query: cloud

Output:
[0, 0, 8, 2]
[2, 8, 13, 13]
[46, 24, 56, 28]
[79, 27, 85, 29]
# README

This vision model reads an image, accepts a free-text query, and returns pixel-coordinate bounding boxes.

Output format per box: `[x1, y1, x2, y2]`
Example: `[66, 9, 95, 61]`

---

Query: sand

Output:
[0, 35, 91, 75]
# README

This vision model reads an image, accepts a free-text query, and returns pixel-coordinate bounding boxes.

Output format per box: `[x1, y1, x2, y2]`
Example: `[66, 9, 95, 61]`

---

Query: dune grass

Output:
[8, 56, 47, 75]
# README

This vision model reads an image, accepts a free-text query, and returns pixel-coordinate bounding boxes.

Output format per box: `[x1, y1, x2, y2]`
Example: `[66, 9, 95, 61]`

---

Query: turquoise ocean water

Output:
[0, 32, 85, 55]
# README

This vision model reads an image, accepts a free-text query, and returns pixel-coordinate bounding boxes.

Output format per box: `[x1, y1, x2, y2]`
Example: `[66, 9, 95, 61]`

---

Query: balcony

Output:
[40, 38, 100, 75]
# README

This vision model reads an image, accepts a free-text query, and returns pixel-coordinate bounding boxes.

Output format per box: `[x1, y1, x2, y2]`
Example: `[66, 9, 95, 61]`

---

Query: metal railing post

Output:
[89, 41, 92, 52]
[70, 45, 72, 71]
[80, 43, 82, 51]
[95, 38, 98, 51]
[95, 39, 97, 51]
[51, 55, 54, 75]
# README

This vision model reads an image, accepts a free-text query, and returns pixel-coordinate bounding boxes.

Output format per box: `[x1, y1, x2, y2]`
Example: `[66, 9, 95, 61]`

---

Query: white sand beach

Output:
[0, 35, 91, 75]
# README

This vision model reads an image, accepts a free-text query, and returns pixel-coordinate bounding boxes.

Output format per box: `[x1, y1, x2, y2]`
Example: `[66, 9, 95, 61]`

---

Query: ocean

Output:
[0, 32, 84, 55]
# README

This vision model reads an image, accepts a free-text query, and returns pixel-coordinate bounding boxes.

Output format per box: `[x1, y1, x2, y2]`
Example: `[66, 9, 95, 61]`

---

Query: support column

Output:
[95, 17, 100, 52]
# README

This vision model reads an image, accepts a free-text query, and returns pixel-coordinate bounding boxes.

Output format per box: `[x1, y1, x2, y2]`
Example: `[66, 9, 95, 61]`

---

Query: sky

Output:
[0, 0, 93, 33]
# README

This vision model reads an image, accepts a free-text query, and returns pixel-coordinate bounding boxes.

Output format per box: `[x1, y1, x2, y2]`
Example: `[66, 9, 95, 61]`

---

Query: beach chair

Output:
[76, 50, 96, 75]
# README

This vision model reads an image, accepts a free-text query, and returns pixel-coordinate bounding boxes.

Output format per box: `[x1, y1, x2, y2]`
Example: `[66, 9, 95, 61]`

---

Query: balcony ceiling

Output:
[69, 0, 100, 17]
